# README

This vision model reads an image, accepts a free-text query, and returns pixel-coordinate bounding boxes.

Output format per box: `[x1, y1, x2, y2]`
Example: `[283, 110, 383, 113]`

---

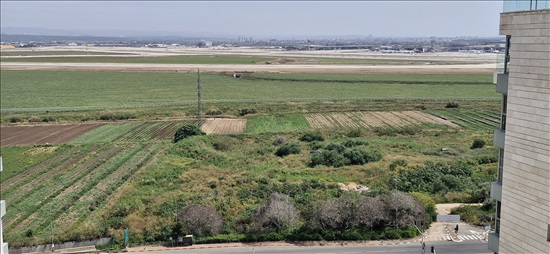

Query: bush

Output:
[173, 124, 206, 143]
[99, 113, 136, 121]
[272, 136, 286, 146]
[299, 132, 325, 142]
[178, 205, 223, 236]
[41, 116, 56, 122]
[471, 138, 486, 149]
[342, 139, 368, 147]
[238, 108, 257, 116]
[9, 117, 22, 123]
[308, 141, 324, 150]
[310, 146, 382, 167]
[445, 101, 460, 108]
[275, 143, 301, 157]
[206, 109, 223, 115]
[346, 129, 362, 138]
[28, 116, 41, 122]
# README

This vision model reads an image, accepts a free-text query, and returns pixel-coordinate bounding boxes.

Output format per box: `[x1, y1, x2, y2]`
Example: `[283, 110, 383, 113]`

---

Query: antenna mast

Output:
[197, 68, 203, 128]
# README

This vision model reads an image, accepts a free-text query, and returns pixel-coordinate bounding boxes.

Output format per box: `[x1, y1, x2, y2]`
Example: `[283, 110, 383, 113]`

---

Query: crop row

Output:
[304, 111, 456, 130]
[4, 144, 126, 235]
[69, 120, 194, 144]
[425, 109, 501, 130]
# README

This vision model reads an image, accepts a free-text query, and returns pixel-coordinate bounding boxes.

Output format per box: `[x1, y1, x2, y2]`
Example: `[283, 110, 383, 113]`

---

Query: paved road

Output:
[128, 241, 490, 254]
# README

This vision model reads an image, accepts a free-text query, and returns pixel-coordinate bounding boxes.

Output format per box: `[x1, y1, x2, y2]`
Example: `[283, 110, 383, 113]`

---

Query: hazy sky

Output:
[1, 1, 503, 38]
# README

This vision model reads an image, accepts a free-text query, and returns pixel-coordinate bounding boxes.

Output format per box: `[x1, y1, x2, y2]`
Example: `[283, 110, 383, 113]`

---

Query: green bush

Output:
[99, 113, 136, 121]
[346, 129, 362, 138]
[471, 138, 486, 149]
[299, 132, 325, 142]
[445, 101, 460, 108]
[238, 108, 257, 116]
[173, 124, 206, 143]
[342, 139, 368, 147]
[308, 141, 324, 150]
[41, 116, 56, 122]
[275, 143, 301, 157]
[9, 116, 22, 123]
[310, 147, 382, 167]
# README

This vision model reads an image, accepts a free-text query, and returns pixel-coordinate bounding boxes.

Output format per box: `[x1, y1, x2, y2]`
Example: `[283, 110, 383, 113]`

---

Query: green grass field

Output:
[244, 114, 312, 133]
[1, 70, 499, 112]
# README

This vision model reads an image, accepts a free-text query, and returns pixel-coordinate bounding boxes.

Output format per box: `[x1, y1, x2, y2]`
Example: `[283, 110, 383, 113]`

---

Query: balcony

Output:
[494, 130, 506, 149]
[494, 73, 509, 94]
[504, 0, 550, 12]
[488, 232, 500, 253]
[491, 181, 503, 201]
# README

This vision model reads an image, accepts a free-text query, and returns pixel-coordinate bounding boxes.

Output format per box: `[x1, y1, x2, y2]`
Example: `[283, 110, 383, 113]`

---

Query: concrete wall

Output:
[498, 9, 550, 254]
[8, 238, 111, 254]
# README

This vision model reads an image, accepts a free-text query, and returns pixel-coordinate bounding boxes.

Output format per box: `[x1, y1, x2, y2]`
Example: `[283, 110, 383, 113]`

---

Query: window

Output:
[497, 149, 504, 183]
[504, 36, 511, 73]
[495, 201, 502, 234]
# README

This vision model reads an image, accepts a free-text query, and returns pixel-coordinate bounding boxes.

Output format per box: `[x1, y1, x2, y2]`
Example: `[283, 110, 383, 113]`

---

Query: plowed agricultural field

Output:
[201, 118, 247, 134]
[305, 111, 458, 129]
[0, 123, 104, 146]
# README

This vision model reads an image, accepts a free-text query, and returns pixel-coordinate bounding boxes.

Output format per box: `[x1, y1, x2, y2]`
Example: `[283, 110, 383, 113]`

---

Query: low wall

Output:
[9, 238, 111, 254]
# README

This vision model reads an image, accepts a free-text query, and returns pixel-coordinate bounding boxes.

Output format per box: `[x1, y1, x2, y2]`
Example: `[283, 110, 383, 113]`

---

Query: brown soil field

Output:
[201, 118, 247, 134]
[305, 111, 458, 129]
[0, 123, 104, 146]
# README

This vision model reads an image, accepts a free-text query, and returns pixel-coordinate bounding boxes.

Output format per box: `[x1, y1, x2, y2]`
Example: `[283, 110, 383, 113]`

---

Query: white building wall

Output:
[498, 9, 550, 254]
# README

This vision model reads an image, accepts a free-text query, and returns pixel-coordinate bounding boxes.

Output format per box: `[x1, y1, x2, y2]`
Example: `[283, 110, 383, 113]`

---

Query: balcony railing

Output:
[504, 0, 550, 12]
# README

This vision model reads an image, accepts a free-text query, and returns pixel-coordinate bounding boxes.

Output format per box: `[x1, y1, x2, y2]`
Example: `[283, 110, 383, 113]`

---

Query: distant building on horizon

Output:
[488, 0, 550, 253]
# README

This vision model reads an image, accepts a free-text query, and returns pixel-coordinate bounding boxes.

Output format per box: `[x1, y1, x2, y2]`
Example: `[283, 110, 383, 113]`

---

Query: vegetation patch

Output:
[245, 114, 311, 133]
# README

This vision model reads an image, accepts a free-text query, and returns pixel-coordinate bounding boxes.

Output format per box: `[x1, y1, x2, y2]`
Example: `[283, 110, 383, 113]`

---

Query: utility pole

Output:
[197, 68, 203, 128]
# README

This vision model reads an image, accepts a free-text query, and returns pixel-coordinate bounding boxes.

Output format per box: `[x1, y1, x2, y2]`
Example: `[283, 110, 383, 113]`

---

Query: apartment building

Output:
[488, 0, 550, 253]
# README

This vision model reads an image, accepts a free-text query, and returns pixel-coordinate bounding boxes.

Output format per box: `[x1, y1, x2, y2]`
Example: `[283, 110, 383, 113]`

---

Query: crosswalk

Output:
[425, 232, 485, 242]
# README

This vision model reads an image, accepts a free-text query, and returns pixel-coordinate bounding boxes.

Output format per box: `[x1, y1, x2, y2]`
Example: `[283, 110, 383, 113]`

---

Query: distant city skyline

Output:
[1, 1, 503, 38]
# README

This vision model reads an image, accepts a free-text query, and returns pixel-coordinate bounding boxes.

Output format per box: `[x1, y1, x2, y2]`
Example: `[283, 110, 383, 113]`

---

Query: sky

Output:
[0, 1, 503, 38]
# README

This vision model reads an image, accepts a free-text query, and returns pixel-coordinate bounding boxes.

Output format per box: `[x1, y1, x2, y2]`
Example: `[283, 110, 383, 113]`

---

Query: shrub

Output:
[250, 193, 300, 233]
[342, 139, 368, 147]
[275, 143, 301, 157]
[41, 116, 56, 122]
[272, 136, 286, 146]
[173, 124, 206, 143]
[9, 116, 22, 123]
[471, 138, 486, 149]
[445, 101, 460, 108]
[310, 146, 382, 167]
[178, 205, 223, 236]
[206, 109, 223, 115]
[99, 113, 136, 121]
[346, 129, 362, 138]
[238, 108, 257, 116]
[308, 141, 324, 150]
[28, 116, 41, 122]
[299, 132, 325, 142]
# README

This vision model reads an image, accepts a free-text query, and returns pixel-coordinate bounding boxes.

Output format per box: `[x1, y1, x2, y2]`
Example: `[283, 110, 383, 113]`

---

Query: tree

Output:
[250, 193, 300, 233]
[356, 196, 388, 229]
[313, 198, 357, 230]
[178, 205, 223, 236]
[173, 124, 205, 143]
[384, 192, 424, 230]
